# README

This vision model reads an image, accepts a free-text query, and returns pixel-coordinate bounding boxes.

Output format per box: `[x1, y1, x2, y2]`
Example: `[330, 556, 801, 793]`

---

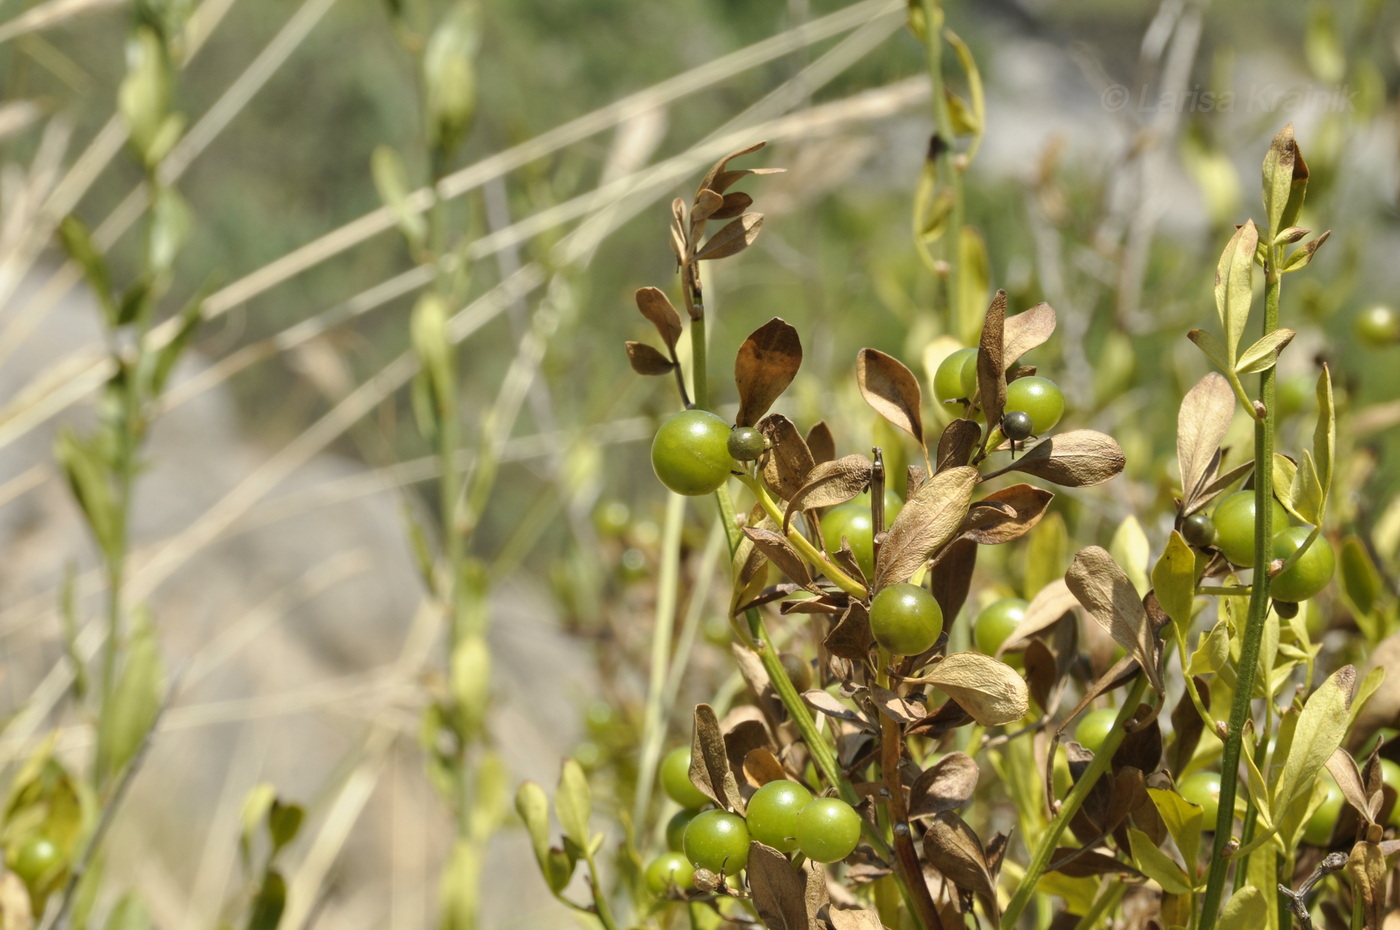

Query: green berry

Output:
[975, 598, 1028, 656]
[660, 747, 710, 810]
[1181, 512, 1216, 549]
[934, 347, 979, 404]
[1355, 304, 1400, 347]
[1303, 778, 1344, 846]
[1004, 377, 1065, 433]
[794, 798, 862, 863]
[1179, 772, 1222, 826]
[666, 809, 698, 852]
[683, 809, 750, 873]
[1212, 491, 1289, 567]
[645, 852, 696, 895]
[1269, 526, 1334, 603]
[728, 426, 767, 461]
[745, 780, 813, 853]
[1074, 708, 1118, 755]
[651, 409, 734, 496]
[869, 583, 943, 656]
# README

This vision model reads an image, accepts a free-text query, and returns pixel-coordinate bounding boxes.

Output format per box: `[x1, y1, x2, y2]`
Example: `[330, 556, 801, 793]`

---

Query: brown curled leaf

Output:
[874, 466, 978, 590]
[1002, 302, 1056, 364]
[634, 286, 682, 351]
[625, 341, 674, 375]
[857, 348, 924, 446]
[985, 430, 1126, 488]
[735, 318, 803, 427]
[784, 455, 873, 531]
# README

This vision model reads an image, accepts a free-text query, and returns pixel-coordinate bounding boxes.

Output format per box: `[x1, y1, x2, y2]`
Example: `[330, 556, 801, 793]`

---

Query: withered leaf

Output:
[784, 455, 873, 530]
[696, 213, 764, 261]
[724, 716, 773, 788]
[802, 689, 871, 728]
[805, 421, 835, 465]
[824, 602, 874, 664]
[634, 286, 683, 350]
[1114, 706, 1162, 775]
[712, 190, 753, 220]
[1326, 748, 1373, 822]
[1167, 675, 1210, 775]
[1002, 302, 1056, 364]
[857, 348, 924, 445]
[874, 466, 978, 589]
[743, 748, 789, 788]
[962, 484, 1053, 546]
[915, 653, 1029, 726]
[759, 414, 815, 502]
[625, 341, 675, 375]
[936, 419, 981, 472]
[1004, 578, 1079, 649]
[827, 907, 885, 930]
[929, 537, 977, 623]
[1065, 547, 1164, 694]
[730, 644, 786, 737]
[986, 430, 1126, 487]
[869, 685, 925, 724]
[922, 811, 998, 912]
[1048, 846, 1139, 879]
[748, 842, 810, 930]
[742, 526, 813, 589]
[691, 188, 725, 225]
[736, 318, 803, 427]
[909, 752, 979, 819]
[670, 198, 688, 265]
[959, 500, 1017, 534]
[691, 703, 745, 813]
[1177, 372, 1235, 506]
[1347, 839, 1386, 930]
[698, 140, 771, 194]
[976, 290, 1008, 432]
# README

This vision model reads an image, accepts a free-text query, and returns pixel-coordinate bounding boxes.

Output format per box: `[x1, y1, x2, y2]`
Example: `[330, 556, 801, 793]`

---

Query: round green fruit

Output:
[1355, 304, 1400, 347]
[1178, 771, 1222, 826]
[869, 583, 943, 656]
[821, 490, 902, 580]
[660, 747, 710, 810]
[645, 852, 696, 895]
[934, 347, 979, 404]
[794, 798, 862, 863]
[10, 836, 60, 890]
[1181, 512, 1216, 549]
[666, 809, 698, 852]
[1074, 708, 1119, 755]
[1269, 527, 1334, 603]
[1303, 778, 1344, 846]
[1004, 377, 1065, 434]
[779, 653, 813, 693]
[727, 426, 767, 462]
[975, 598, 1028, 656]
[651, 409, 734, 496]
[746, 780, 813, 853]
[683, 809, 750, 873]
[1212, 491, 1289, 567]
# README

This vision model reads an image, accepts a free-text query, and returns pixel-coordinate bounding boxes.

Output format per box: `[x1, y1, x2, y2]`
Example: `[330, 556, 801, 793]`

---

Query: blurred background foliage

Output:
[1, 0, 1399, 923]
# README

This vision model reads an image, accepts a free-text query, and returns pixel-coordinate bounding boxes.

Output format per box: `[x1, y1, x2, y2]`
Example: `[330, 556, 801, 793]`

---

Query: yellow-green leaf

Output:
[1128, 827, 1192, 895]
[1152, 532, 1197, 629]
[555, 758, 591, 849]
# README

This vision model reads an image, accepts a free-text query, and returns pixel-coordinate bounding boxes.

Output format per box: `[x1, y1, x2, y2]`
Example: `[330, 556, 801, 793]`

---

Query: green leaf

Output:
[95, 612, 165, 787]
[1312, 365, 1334, 518]
[467, 750, 508, 845]
[1109, 514, 1150, 596]
[955, 227, 989, 346]
[104, 892, 153, 930]
[1219, 886, 1266, 930]
[149, 185, 191, 277]
[1189, 618, 1231, 677]
[57, 216, 117, 324]
[437, 838, 481, 930]
[1339, 535, 1383, 617]
[239, 783, 276, 869]
[1235, 328, 1295, 375]
[514, 781, 551, 870]
[1262, 125, 1307, 239]
[423, 1, 479, 159]
[1127, 827, 1192, 895]
[1273, 666, 1355, 816]
[411, 293, 454, 432]
[1304, 3, 1346, 84]
[1152, 531, 1197, 629]
[1187, 328, 1232, 374]
[449, 635, 490, 739]
[1148, 787, 1204, 879]
[56, 428, 119, 563]
[118, 27, 173, 166]
[1279, 231, 1330, 273]
[146, 295, 204, 397]
[371, 145, 427, 251]
[245, 868, 286, 930]
[267, 800, 304, 857]
[554, 759, 591, 850]
[1214, 220, 1258, 365]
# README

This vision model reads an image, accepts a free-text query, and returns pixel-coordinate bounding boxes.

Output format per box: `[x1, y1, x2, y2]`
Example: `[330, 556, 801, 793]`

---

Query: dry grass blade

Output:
[1177, 372, 1235, 506]
[856, 348, 924, 445]
[735, 317, 803, 427]
[1065, 547, 1164, 693]
[873, 466, 977, 589]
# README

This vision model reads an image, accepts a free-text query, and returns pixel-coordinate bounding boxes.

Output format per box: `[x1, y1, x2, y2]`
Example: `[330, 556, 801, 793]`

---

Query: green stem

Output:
[1198, 245, 1282, 930]
[735, 473, 867, 598]
[690, 313, 708, 411]
[917, 0, 969, 343]
[1000, 676, 1151, 929]
[581, 848, 621, 930]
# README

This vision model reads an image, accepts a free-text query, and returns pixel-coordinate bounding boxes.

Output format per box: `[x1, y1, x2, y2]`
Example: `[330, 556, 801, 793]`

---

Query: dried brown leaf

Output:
[986, 430, 1126, 487]
[736, 318, 803, 427]
[691, 703, 745, 812]
[1167, 676, 1210, 775]
[1347, 840, 1387, 930]
[742, 526, 813, 589]
[805, 421, 835, 466]
[696, 213, 764, 261]
[1002, 302, 1056, 364]
[922, 812, 998, 912]
[1004, 578, 1079, 649]
[1177, 373, 1235, 506]
[784, 455, 873, 530]
[857, 348, 924, 445]
[929, 537, 977, 626]
[1326, 748, 1373, 821]
[670, 198, 688, 264]
[916, 653, 1029, 726]
[634, 286, 683, 351]
[825, 602, 874, 664]
[691, 188, 725, 225]
[936, 419, 981, 472]
[801, 690, 871, 728]
[759, 414, 815, 502]
[909, 752, 979, 819]
[962, 484, 1053, 545]
[1065, 547, 1164, 694]
[698, 140, 770, 193]
[874, 466, 978, 589]
[624, 341, 674, 375]
[1048, 847, 1138, 879]
[748, 842, 810, 930]
[712, 191, 753, 220]
[743, 748, 789, 788]
[1114, 705, 1162, 774]
[977, 290, 1008, 431]
[827, 907, 885, 930]
[724, 716, 773, 788]
[869, 685, 925, 724]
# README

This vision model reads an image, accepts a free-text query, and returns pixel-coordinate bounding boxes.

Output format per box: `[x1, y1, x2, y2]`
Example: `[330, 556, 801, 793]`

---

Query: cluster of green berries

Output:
[1181, 490, 1334, 603]
[933, 346, 1066, 440]
[646, 748, 864, 896]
